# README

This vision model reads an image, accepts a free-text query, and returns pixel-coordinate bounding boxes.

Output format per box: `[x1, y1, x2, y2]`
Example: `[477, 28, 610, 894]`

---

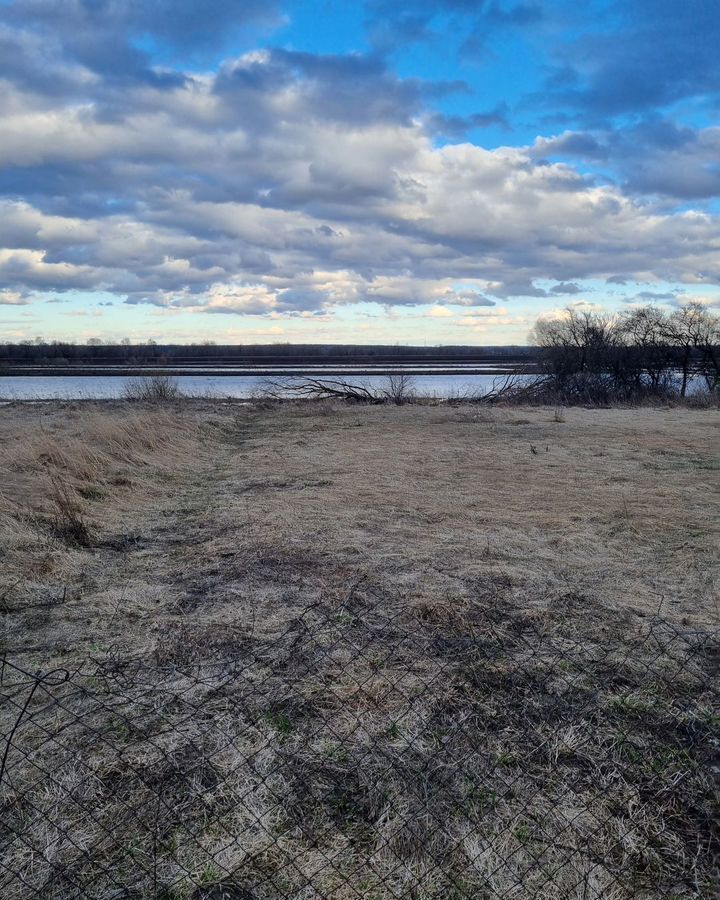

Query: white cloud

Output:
[0, 49, 719, 328]
[0, 289, 30, 305]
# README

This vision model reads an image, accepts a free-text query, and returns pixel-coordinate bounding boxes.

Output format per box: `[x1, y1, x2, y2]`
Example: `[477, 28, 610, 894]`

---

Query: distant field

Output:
[1, 400, 718, 898]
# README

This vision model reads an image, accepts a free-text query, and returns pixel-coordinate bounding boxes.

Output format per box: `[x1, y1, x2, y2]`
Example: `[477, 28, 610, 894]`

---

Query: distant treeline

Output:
[0, 342, 537, 367]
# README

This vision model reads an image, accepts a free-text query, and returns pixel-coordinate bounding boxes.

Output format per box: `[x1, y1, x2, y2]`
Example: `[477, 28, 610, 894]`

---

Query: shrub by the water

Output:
[123, 374, 182, 402]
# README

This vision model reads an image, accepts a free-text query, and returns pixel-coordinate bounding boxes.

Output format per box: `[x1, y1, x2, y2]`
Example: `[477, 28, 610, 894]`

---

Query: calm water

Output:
[0, 372, 517, 400]
[6, 363, 518, 374]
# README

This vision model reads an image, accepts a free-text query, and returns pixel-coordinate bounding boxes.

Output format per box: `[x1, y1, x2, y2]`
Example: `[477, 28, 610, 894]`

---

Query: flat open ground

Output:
[1, 400, 718, 899]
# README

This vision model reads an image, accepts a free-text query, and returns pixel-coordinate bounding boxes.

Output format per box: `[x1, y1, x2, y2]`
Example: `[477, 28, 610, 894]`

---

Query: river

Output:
[0, 371, 520, 400]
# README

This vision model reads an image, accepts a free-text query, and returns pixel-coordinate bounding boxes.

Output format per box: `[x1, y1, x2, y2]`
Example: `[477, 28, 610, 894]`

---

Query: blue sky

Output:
[0, 0, 719, 344]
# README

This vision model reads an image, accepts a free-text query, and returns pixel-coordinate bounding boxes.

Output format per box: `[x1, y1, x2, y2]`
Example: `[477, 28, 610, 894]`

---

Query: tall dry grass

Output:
[0, 404, 204, 598]
[1, 406, 197, 500]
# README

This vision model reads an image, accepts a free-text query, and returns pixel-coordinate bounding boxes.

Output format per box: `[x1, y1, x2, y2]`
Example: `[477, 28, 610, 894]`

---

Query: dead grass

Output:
[47, 474, 93, 546]
[0, 401, 210, 637]
[0, 400, 718, 899]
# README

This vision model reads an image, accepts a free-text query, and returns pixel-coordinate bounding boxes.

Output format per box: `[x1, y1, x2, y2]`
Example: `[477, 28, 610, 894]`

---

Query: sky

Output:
[0, 0, 719, 345]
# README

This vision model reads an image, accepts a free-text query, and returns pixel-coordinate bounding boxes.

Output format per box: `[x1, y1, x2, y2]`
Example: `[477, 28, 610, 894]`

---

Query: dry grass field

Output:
[0, 399, 718, 899]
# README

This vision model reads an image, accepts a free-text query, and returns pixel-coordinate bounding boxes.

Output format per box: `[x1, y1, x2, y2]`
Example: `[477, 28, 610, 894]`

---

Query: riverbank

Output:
[1, 400, 718, 898]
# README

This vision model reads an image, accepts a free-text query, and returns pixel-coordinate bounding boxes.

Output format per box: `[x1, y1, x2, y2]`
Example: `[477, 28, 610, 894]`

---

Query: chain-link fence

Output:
[2, 597, 718, 899]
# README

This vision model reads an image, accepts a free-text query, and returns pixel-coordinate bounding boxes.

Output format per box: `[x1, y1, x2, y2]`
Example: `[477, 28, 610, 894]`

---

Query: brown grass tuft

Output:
[48, 474, 93, 546]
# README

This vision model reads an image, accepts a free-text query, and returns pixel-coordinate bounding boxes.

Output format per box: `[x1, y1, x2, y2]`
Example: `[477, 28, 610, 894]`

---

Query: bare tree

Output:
[259, 375, 420, 404]
[383, 374, 416, 405]
[664, 302, 720, 395]
[258, 376, 383, 403]
[531, 302, 719, 402]
[530, 308, 621, 400]
[617, 306, 673, 390]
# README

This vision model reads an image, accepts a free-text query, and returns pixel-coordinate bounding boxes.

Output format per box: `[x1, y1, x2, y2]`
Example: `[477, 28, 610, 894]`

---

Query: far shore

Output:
[0, 364, 527, 377]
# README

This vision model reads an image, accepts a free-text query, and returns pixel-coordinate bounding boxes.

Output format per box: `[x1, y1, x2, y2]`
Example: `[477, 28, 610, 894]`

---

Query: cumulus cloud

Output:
[0, 12, 719, 326]
[533, 123, 720, 201]
[0, 289, 30, 305]
[550, 282, 581, 295]
[0, 0, 282, 87]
